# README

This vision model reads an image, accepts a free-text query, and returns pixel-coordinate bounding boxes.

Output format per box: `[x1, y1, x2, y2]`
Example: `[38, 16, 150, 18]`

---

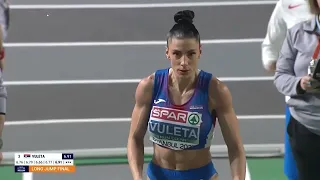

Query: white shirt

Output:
[261, 0, 312, 102]
[262, 0, 312, 69]
[0, 0, 8, 41]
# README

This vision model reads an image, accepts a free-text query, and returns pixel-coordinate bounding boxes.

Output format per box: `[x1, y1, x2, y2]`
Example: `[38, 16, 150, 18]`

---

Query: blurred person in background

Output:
[0, 0, 9, 160]
[274, 0, 320, 179]
[261, 0, 311, 179]
[127, 10, 246, 180]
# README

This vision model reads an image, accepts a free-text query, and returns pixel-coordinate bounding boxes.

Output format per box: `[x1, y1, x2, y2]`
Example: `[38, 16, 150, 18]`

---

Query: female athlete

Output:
[127, 10, 246, 180]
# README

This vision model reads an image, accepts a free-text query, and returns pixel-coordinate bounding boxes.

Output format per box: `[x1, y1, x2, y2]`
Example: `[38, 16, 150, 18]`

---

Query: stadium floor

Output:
[0, 157, 286, 180]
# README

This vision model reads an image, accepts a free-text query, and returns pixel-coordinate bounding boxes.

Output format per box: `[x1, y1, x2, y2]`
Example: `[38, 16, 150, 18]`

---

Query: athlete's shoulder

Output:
[208, 77, 232, 107]
[209, 77, 229, 95]
[137, 68, 169, 91]
[135, 73, 155, 103]
[137, 73, 155, 91]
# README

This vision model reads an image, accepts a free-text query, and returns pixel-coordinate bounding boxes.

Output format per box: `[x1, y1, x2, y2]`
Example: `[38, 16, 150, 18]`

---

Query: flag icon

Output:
[24, 154, 31, 158]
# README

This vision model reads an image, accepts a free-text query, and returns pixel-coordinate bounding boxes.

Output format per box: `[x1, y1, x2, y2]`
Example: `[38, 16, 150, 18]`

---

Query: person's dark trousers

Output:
[287, 115, 320, 180]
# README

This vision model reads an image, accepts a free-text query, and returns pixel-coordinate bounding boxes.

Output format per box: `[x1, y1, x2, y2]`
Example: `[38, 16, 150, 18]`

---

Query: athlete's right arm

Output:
[127, 75, 154, 180]
[261, 0, 287, 72]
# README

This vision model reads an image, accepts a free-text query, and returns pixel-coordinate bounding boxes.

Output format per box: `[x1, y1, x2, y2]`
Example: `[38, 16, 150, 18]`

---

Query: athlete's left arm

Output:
[209, 78, 246, 180]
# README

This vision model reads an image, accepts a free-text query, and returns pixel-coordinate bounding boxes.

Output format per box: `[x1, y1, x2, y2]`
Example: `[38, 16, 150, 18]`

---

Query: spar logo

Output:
[151, 106, 187, 123]
[188, 113, 200, 125]
[151, 106, 202, 125]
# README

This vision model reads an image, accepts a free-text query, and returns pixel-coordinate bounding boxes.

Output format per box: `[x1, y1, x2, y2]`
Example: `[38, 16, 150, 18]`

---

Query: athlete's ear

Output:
[165, 46, 170, 60]
[198, 44, 202, 59]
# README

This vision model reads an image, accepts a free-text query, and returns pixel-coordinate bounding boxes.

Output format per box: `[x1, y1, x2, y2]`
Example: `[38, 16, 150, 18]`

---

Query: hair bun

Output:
[174, 10, 195, 24]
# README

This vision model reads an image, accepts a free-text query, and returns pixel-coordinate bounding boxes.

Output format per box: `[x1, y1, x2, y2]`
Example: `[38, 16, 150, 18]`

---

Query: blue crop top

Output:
[147, 68, 217, 150]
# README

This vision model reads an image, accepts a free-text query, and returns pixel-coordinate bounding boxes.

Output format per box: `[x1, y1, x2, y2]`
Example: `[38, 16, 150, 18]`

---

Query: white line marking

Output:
[246, 162, 251, 180]
[22, 173, 33, 180]
[4, 39, 264, 48]
[3, 79, 141, 86]
[3, 76, 273, 86]
[238, 115, 285, 119]
[5, 115, 285, 126]
[10, 1, 277, 9]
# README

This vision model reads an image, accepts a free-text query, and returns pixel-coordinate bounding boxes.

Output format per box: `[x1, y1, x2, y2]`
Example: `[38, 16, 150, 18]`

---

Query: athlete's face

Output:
[166, 37, 202, 77]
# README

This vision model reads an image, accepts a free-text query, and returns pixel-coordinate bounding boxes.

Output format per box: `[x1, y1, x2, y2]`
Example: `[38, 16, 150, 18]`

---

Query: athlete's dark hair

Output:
[166, 10, 200, 45]
[308, 0, 320, 14]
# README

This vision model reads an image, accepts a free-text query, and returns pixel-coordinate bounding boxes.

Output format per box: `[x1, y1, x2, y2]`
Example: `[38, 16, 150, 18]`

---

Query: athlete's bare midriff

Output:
[151, 144, 212, 170]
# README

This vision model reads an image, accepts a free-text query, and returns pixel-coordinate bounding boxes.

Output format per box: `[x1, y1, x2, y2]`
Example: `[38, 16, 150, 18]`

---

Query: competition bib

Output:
[148, 106, 202, 150]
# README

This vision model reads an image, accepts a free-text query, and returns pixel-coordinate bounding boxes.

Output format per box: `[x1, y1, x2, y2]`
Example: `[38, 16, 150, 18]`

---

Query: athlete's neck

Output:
[170, 69, 198, 94]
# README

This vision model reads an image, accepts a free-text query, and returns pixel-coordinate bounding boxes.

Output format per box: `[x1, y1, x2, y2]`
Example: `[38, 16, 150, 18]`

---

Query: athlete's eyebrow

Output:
[172, 49, 182, 52]
[172, 49, 196, 52]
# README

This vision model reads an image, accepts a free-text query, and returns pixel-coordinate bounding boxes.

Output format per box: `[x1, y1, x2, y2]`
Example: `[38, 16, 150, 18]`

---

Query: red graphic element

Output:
[151, 106, 188, 123]
[288, 4, 302, 9]
[24, 154, 31, 158]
